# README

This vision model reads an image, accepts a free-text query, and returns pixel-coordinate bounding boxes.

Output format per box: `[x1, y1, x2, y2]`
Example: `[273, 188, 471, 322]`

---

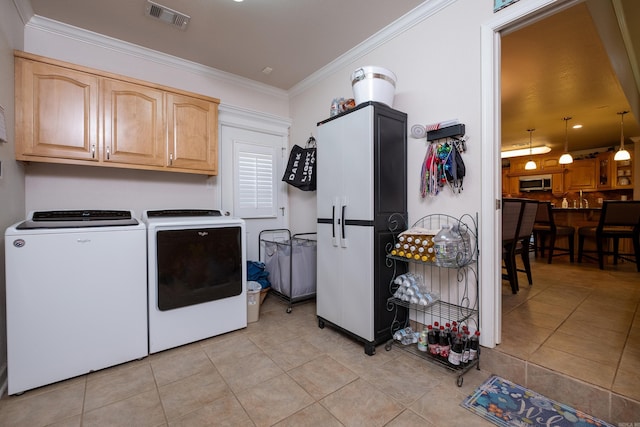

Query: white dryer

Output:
[143, 209, 247, 354]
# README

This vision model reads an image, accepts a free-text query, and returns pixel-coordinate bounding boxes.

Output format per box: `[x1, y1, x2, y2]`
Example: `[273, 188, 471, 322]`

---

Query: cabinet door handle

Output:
[106, 147, 110, 160]
[169, 153, 173, 165]
[91, 144, 95, 159]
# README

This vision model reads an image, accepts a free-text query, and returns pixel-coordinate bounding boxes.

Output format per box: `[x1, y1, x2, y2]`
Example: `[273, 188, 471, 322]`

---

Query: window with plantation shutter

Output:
[234, 141, 276, 218]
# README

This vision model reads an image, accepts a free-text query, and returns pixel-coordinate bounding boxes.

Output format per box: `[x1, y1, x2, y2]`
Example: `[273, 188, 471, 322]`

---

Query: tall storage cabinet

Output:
[316, 101, 407, 355]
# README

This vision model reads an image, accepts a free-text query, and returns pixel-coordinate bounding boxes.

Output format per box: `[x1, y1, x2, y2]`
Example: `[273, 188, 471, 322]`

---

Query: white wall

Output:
[0, 0, 27, 397]
[288, 0, 493, 234]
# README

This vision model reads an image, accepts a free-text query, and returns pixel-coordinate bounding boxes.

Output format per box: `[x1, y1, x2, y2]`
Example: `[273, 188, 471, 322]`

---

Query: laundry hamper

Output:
[259, 229, 317, 313]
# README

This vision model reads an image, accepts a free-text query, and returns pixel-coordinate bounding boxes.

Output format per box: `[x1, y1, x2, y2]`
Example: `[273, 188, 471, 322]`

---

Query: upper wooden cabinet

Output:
[14, 51, 219, 175]
[15, 59, 99, 162]
[167, 93, 217, 174]
[564, 158, 597, 191]
[102, 78, 166, 167]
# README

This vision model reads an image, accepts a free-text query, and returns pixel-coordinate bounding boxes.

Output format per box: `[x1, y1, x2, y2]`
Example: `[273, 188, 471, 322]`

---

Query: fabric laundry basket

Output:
[263, 237, 317, 299]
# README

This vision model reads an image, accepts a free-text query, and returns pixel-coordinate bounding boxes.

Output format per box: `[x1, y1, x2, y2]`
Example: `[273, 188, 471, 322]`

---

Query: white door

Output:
[220, 124, 289, 261]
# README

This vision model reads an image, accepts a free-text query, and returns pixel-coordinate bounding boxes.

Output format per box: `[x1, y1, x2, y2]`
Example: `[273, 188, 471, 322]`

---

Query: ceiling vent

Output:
[145, 1, 190, 30]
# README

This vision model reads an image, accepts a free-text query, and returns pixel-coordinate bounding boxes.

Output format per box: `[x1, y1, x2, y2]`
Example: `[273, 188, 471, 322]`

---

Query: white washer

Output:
[5, 210, 148, 395]
[143, 209, 247, 354]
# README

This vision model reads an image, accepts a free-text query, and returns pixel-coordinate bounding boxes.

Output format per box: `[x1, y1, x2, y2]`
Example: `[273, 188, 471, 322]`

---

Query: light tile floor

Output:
[0, 297, 494, 427]
[500, 255, 640, 404]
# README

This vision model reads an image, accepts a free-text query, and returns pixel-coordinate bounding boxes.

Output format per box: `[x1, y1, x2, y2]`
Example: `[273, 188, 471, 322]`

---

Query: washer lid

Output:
[17, 210, 139, 229]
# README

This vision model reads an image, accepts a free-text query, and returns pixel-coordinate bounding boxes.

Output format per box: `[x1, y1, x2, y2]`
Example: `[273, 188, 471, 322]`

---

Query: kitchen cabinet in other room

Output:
[612, 153, 633, 189]
[15, 57, 99, 162]
[101, 78, 166, 167]
[166, 93, 218, 174]
[509, 158, 539, 174]
[551, 172, 564, 195]
[596, 152, 612, 190]
[564, 158, 597, 191]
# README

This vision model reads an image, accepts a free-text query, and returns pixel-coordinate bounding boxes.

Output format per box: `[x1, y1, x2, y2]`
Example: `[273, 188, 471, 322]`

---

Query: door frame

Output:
[218, 104, 292, 259]
[480, 0, 579, 347]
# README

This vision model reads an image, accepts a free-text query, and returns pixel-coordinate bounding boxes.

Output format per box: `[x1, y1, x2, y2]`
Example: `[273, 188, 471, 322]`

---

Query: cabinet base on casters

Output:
[317, 316, 389, 356]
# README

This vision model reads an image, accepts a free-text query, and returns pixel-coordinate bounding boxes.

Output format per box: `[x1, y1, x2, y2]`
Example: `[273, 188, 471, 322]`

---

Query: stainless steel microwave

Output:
[519, 174, 552, 191]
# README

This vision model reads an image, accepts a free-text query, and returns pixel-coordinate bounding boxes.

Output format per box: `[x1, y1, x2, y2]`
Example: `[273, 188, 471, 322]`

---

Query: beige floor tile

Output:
[612, 367, 640, 402]
[542, 330, 625, 364]
[82, 389, 166, 427]
[215, 350, 284, 393]
[287, 354, 357, 400]
[529, 346, 616, 389]
[359, 352, 446, 405]
[273, 402, 343, 427]
[385, 409, 430, 426]
[410, 380, 494, 426]
[150, 347, 215, 387]
[261, 337, 324, 371]
[158, 368, 232, 421]
[0, 381, 85, 427]
[235, 373, 315, 427]
[84, 362, 156, 412]
[167, 395, 253, 427]
[320, 378, 404, 427]
[200, 333, 262, 365]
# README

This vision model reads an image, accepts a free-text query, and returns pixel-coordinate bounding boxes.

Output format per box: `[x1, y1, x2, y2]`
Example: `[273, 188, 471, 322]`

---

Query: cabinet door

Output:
[613, 156, 633, 189]
[15, 58, 99, 161]
[167, 93, 218, 174]
[565, 158, 597, 191]
[552, 173, 564, 195]
[597, 152, 612, 189]
[102, 79, 165, 166]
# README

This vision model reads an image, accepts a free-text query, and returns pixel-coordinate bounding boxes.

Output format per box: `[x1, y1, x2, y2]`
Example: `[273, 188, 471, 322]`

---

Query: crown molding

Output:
[288, 0, 457, 97]
[24, 15, 289, 100]
[219, 104, 292, 136]
[13, 0, 34, 26]
[23, 0, 458, 101]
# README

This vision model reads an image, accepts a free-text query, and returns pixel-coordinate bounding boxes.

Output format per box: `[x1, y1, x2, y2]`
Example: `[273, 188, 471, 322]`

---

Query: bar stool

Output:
[533, 201, 575, 263]
[502, 198, 524, 294]
[577, 200, 640, 271]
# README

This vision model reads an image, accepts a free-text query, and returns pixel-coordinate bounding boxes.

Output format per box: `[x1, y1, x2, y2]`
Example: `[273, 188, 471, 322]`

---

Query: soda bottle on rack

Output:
[433, 322, 440, 341]
[469, 330, 480, 361]
[448, 333, 463, 366]
[461, 329, 471, 364]
[427, 324, 438, 355]
[438, 325, 450, 359]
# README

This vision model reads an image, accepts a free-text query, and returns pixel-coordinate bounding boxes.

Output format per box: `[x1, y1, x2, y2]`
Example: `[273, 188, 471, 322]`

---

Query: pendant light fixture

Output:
[525, 128, 537, 170]
[614, 111, 631, 161]
[558, 116, 573, 165]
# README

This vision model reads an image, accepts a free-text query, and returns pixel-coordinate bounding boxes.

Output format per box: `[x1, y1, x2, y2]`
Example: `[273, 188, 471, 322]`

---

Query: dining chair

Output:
[533, 201, 575, 263]
[502, 198, 525, 294]
[512, 199, 539, 288]
[577, 200, 640, 271]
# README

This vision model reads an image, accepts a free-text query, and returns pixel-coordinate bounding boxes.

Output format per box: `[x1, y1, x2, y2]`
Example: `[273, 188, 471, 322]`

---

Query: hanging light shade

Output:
[558, 116, 573, 165]
[614, 111, 631, 161]
[525, 128, 537, 170]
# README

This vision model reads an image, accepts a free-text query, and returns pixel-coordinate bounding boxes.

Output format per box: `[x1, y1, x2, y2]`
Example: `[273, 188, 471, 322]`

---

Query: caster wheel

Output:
[457, 376, 464, 387]
[318, 318, 325, 329]
[385, 343, 392, 351]
[286, 307, 292, 314]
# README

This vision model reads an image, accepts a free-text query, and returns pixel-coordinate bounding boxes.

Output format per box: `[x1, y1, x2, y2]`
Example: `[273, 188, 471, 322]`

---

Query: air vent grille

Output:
[145, 1, 190, 30]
